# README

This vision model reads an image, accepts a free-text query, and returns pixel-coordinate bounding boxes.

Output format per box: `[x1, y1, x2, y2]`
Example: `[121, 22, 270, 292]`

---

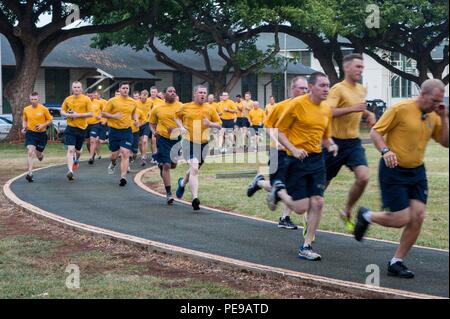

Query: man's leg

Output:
[119, 147, 130, 185]
[89, 136, 97, 161]
[151, 135, 157, 159]
[395, 200, 425, 259]
[26, 145, 36, 175]
[344, 165, 369, 218]
[303, 196, 324, 246]
[140, 135, 148, 160]
[66, 146, 76, 173]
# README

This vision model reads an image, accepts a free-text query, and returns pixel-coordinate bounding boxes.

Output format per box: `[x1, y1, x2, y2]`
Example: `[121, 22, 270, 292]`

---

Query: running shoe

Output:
[167, 193, 174, 205]
[37, 154, 44, 162]
[108, 162, 116, 175]
[278, 216, 298, 230]
[25, 173, 34, 183]
[340, 211, 355, 233]
[387, 261, 415, 279]
[247, 174, 265, 197]
[88, 156, 94, 165]
[72, 160, 79, 172]
[298, 244, 321, 261]
[175, 177, 185, 199]
[266, 181, 285, 211]
[66, 171, 74, 181]
[119, 178, 127, 187]
[354, 207, 370, 241]
[192, 198, 201, 211]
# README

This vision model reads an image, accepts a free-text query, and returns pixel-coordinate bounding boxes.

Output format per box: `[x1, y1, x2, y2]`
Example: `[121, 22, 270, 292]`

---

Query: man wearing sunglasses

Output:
[354, 79, 448, 278]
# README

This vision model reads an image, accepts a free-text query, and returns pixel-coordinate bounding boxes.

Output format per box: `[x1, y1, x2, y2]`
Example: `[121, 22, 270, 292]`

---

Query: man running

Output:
[102, 82, 139, 186]
[149, 86, 165, 160]
[266, 72, 338, 261]
[325, 54, 376, 232]
[206, 94, 222, 154]
[136, 89, 153, 166]
[265, 96, 276, 116]
[150, 86, 183, 204]
[131, 106, 146, 169]
[85, 91, 104, 164]
[61, 81, 93, 181]
[218, 91, 237, 154]
[94, 91, 108, 160]
[247, 76, 309, 230]
[354, 79, 448, 278]
[21, 92, 53, 182]
[174, 85, 222, 210]
[247, 101, 265, 152]
[240, 92, 254, 151]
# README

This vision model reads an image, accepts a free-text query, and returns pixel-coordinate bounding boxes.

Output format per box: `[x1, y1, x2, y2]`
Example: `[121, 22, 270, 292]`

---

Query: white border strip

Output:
[137, 166, 449, 253]
[3, 167, 446, 299]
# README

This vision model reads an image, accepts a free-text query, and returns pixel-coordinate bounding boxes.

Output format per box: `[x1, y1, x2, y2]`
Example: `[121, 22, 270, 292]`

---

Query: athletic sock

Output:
[165, 186, 171, 194]
[362, 210, 372, 223]
[390, 257, 403, 265]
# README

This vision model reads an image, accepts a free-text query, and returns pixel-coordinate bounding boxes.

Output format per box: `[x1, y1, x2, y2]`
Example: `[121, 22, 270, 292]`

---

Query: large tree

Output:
[0, 0, 158, 141]
[93, 0, 284, 97]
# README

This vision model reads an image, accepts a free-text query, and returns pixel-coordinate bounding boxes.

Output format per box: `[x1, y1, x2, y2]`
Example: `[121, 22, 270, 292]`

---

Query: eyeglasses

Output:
[294, 87, 309, 91]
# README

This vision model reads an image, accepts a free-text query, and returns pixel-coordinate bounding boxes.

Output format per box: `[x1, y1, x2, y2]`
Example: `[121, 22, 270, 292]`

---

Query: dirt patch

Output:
[1, 171, 363, 299]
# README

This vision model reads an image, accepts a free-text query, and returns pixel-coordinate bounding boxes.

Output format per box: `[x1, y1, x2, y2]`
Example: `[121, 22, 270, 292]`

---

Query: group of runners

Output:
[20, 53, 448, 278]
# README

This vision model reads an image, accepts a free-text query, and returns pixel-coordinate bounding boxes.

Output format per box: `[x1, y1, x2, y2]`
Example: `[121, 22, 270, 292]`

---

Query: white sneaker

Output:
[108, 162, 116, 175]
[298, 245, 321, 261]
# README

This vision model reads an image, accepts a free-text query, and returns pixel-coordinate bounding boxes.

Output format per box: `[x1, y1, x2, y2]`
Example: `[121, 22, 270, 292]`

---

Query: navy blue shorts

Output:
[108, 127, 133, 152]
[325, 138, 368, 181]
[268, 149, 288, 185]
[98, 124, 108, 141]
[250, 125, 263, 136]
[85, 123, 101, 139]
[236, 117, 250, 128]
[182, 139, 209, 166]
[139, 123, 151, 138]
[285, 153, 326, 201]
[25, 131, 47, 153]
[155, 135, 181, 165]
[221, 119, 235, 131]
[379, 159, 428, 212]
[132, 132, 140, 154]
[64, 126, 86, 151]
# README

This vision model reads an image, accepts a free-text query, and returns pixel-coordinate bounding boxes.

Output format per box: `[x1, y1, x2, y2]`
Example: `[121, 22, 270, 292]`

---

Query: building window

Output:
[390, 53, 412, 98]
[241, 74, 258, 99]
[298, 51, 311, 67]
[173, 72, 192, 103]
[271, 76, 285, 102]
[45, 68, 70, 104]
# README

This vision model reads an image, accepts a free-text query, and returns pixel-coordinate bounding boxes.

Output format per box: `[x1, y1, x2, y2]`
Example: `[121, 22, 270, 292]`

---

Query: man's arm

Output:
[322, 137, 338, 157]
[436, 106, 449, 148]
[370, 128, 398, 168]
[332, 103, 367, 117]
[278, 131, 308, 159]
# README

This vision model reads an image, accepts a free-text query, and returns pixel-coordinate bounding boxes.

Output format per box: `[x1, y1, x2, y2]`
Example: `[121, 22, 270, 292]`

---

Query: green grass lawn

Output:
[143, 141, 449, 249]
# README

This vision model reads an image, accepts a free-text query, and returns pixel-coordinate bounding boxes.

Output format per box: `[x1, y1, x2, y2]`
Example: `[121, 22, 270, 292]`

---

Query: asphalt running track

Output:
[6, 159, 449, 298]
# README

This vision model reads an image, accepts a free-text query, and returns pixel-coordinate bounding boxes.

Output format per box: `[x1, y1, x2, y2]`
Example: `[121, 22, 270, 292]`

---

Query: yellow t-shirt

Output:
[61, 94, 93, 130]
[264, 98, 292, 129]
[276, 94, 332, 155]
[136, 99, 153, 123]
[175, 102, 222, 144]
[219, 99, 237, 120]
[97, 99, 108, 124]
[149, 101, 183, 139]
[265, 103, 276, 115]
[150, 97, 165, 108]
[131, 108, 146, 134]
[248, 108, 266, 126]
[241, 100, 253, 117]
[87, 99, 104, 125]
[372, 99, 443, 168]
[22, 104, 53, 132]
[235, 101, 244, 117]
[103, 96, 137, 129]
[326, 80, 367, 139]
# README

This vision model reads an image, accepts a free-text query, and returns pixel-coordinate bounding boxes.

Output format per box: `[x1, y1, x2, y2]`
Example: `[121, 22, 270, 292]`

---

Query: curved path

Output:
[4, 159, 449, 298]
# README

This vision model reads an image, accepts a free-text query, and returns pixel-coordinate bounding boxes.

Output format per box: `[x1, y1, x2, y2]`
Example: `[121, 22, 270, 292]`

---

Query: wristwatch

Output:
[381, 147, 390, 155]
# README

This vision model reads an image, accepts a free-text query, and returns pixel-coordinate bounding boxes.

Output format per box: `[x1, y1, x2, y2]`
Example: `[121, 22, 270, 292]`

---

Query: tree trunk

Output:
[313, 49, 340, 86]
[224, 73, 241, 95]
[4, 46, 41, 142]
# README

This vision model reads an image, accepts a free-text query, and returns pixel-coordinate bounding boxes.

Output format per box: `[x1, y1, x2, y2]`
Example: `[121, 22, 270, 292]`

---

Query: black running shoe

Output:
[354, 207, 370, 241]
[278, 216, 298, 230]
[192, 198, 200, 210]
[88, 157, 94, 165]
[387, 261, 415, 279]
[167, 194, 174, 205]
[66, 171, 74, 181]
[25, 174, 34, 183]
[119, 178, 127, 187]
[266, 181, 285, 211]
[176, 177, 185, 199]
[247, 174, 265, 197]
